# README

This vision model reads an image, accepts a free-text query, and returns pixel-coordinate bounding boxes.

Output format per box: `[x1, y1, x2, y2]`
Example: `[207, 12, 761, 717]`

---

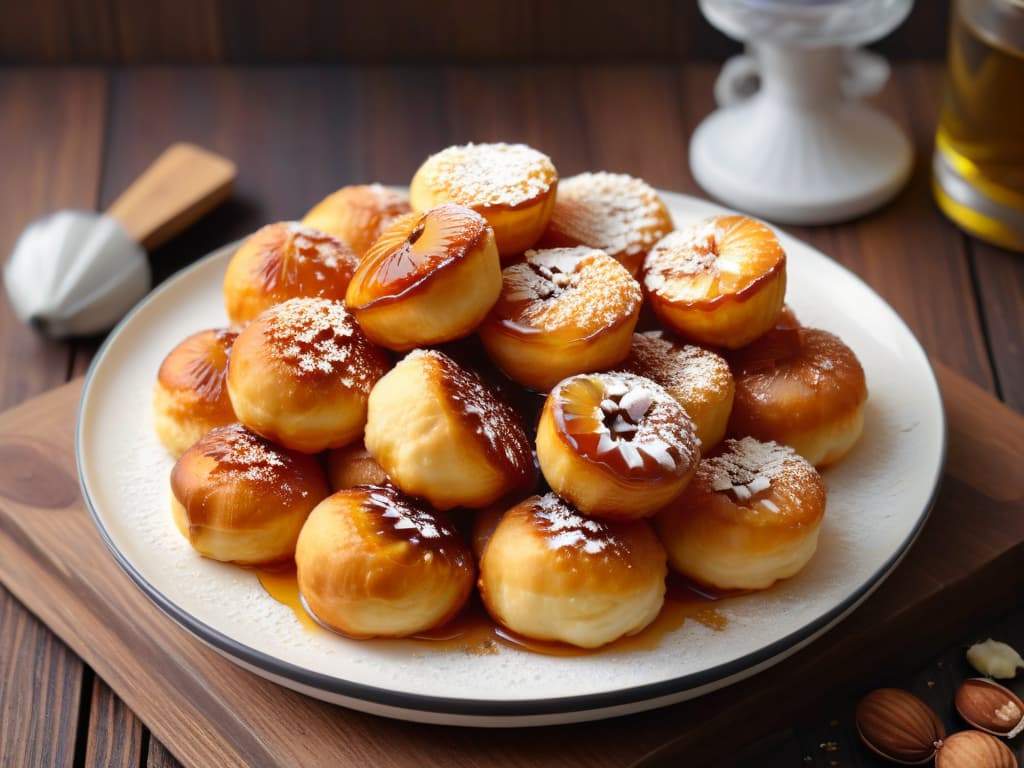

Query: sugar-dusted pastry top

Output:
[415, 142, 557, 211]
[491, 247, 641, 338]
[262, 298, 386, 390]
[551, 371, 699, 481]
[541, 172, 673, 261]
[621, 331, 731, 411]
[644, 216, 785, 305]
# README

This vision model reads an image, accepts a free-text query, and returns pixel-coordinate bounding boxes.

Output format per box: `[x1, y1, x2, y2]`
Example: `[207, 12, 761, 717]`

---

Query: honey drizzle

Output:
[255, 566, 732, 657]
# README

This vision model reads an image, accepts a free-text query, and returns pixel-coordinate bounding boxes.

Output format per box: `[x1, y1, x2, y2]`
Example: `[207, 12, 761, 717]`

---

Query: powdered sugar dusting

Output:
[407, 349, 533, 483]
[622, 332, 732, 409]
[191, 424, 300, 491]
[264, 298, 383, 391]
[532, 493, 622, 556]
[643, 219, 723, 296]
[559, 371, 699, 479]
[547, 172, 673, 259]
[705, 437, 804, 505]
[418, 143, 556, 209]
[497, 247, 641, 334]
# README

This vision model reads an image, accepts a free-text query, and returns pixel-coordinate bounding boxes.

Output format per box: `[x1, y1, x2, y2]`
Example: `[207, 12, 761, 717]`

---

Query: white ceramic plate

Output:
[78, 191, 945, 727]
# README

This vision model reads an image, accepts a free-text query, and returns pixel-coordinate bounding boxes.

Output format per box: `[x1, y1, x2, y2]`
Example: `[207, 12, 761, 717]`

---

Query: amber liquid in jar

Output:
[934, 0, 1024, 251]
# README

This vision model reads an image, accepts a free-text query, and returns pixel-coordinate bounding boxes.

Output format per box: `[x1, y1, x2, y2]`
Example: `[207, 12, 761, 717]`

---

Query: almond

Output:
[956, 678, 1024, 738]
[856, 688, 945, 765]
[935, 730, 1018, 768]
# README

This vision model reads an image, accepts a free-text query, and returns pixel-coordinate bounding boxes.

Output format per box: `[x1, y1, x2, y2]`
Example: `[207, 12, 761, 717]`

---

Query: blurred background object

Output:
[934, 0, 1024, 253]
[690, 0, 914, 224]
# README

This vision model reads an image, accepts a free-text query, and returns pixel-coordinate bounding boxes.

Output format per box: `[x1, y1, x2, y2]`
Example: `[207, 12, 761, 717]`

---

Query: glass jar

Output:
[933, 0, 1024, 252]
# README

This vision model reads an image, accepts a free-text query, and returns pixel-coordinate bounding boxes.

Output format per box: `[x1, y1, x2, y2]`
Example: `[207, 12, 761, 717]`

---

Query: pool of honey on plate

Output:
[256, 565, 735, 657]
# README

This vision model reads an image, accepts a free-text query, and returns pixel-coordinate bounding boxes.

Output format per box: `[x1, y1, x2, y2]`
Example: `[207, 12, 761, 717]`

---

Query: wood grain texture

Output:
[84, 678, 144, 768]
[0, 367, 1019, 768]
[147, 739, 183, 768]
[0, 2, 949, 65]
[970, 239, 1024, 411]
[0, 589, 84, 768]
[0, 69, 107, 768]
[0, 70, 106, 408]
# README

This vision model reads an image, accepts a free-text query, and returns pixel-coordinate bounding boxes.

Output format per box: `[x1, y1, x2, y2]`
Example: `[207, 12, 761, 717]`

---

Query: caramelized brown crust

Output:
[728, 327, 867, 463]
[537, 372, 700, 519]
[156, 328, 237, 419]
[223, 222, 359, 327]
[537, 172, 674, 276]
[227, 298, 390, 452]
[643, 216, 785, 310]
[478, 493, 667, 647]
[301, 184, 411, 257]
[295, 485, 475, 638]
[345, 205, 491, 309]
[425, 350, 535, 486]
[486, 247, 641, 341]
[548, 372, 699, 484]
[170, 424, 329, 564]
[478, 247, 642, 390]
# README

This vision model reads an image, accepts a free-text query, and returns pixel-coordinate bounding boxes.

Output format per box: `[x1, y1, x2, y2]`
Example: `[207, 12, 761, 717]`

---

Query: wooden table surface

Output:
[0, 63, 1021, 767]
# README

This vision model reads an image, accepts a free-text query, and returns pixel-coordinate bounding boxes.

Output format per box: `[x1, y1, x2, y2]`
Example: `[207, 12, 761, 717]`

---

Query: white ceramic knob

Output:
[4, 211, 151, 338]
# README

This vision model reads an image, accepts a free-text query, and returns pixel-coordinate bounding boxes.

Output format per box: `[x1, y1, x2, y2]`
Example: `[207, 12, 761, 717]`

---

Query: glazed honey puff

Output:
[295, 485, 475, 639]
[364, 349, 534, 510]
[227, 297, 389, 453]
[536, 372, 700, 520]
[344, 204, 501, 351]
[479, 493, 667, 649]
[301, 184, 411, 257]
[409, 142, 558, 258]
[153, 328, 238, 457]
[478, 247, 642, 391]
[620, 331, 735, 450]
[537, 172, 674, 277]
[171, 424, 329, 565]
[728, 326, 868, 467]
[222, 222, 360, 327]
[643, 215, 786, 349]
[654, 437, 826, 591]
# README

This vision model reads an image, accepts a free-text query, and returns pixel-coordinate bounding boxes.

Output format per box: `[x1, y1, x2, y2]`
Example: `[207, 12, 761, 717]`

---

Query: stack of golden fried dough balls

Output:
[154, 141, 867, 648]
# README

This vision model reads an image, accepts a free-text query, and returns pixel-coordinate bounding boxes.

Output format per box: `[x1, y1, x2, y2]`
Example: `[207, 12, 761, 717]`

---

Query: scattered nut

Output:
[956, 678, 1024, 739]
[968, 639, 1024, 680]
[934, 730, 1018, 768]
[856, 688, 945, 765]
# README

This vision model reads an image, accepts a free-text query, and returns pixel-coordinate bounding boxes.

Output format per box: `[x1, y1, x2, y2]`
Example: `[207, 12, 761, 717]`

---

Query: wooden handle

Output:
[105, 143, 236, 251]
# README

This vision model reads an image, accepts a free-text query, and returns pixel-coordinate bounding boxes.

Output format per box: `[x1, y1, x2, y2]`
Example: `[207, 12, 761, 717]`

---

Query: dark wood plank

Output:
[147, 738, 183, 768]
[971, 239, 1024, 411]
[0, 591, 84, 768]
[84, 678, 144, 768]
[0, 70, 106, 408]
[0, 2, 949, 65]
[0, 68, 107, 768]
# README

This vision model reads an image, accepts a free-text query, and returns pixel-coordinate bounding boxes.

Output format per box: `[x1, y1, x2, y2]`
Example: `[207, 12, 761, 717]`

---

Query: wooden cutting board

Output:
[0, 365, 1021, 768]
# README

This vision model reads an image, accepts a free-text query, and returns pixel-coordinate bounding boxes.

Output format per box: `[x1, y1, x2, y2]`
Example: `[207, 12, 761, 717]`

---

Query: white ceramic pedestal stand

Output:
[690, 41, 913, 225]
